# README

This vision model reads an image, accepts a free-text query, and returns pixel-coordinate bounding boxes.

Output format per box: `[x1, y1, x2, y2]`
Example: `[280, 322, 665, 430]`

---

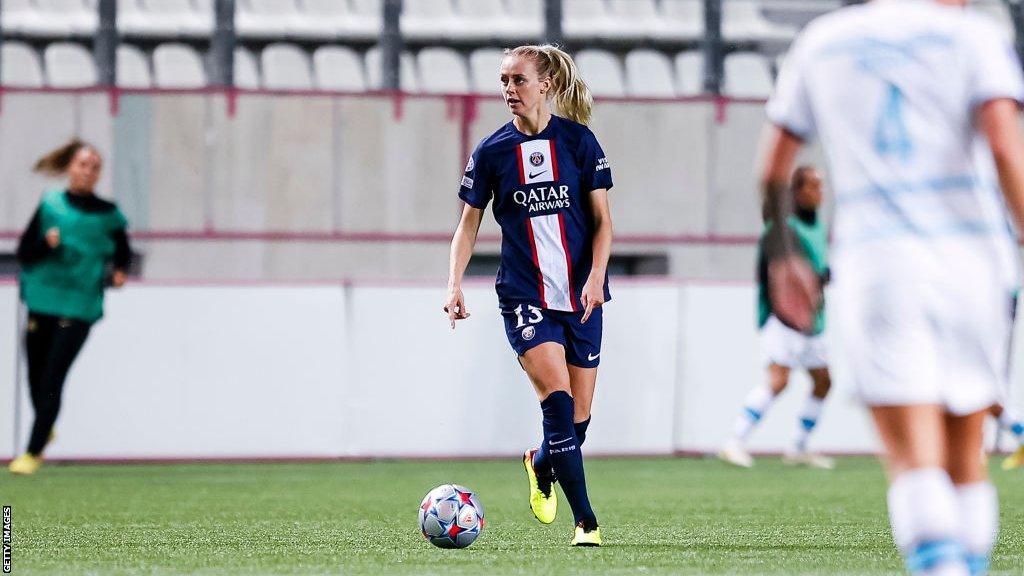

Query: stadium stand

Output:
[469, 47, 503, 94]
[659, 0, 706, 40]
[401, 0, 460, 41]
[234, 46, 261, 88]
[118, 0, 213, 38]
[261, 43, 313, 90]
[0, 40, 44, 87]
[723, 0, 797, 42]
[452, 0, 519, 41]
[563, 0, 613, 40]
[606, 0, 663, 40]
[313, 46, 367, 92]
[236, 0, 295, 39]
[624, 49, 675, 98]
[152, 42, 207, 88]
[674, 50, 703, 97]
[35, 0, 97, 36]
[44, 42, 98, 88]
[575, 48, 626, 97]
[417, 47, 470, 94]
[364, 45, 419, 92]
[116, 44, 153, 88]
[722, 51, 773, 98]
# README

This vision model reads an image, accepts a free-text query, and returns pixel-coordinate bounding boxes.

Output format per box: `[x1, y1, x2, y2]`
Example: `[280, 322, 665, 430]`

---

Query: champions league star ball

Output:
[418, 484, 485, 549]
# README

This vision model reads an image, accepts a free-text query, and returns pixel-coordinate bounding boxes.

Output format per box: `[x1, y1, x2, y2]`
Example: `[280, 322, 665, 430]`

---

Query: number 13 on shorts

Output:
[513, 304, 544, 328]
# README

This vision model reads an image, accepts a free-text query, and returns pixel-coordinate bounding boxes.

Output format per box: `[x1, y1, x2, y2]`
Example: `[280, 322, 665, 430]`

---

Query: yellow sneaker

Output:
[571, 522, 602, 547]
[1002, 446, 1024, 471]
[8, 454, 43, 475]
[523, 449, 557, 524]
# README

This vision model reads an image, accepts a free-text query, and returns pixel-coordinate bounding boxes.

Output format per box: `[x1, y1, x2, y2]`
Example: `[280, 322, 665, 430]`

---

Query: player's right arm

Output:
[445, 204, 484, 329]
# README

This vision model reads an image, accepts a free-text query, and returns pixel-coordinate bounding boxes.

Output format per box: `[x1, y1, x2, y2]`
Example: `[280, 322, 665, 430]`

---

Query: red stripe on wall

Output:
[525, 218, 547, 308]
[557, 213, 577, 312]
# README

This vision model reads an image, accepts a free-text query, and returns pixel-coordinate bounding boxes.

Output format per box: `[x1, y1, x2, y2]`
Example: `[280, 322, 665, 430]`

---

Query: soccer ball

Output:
[418, 484, 485, 549]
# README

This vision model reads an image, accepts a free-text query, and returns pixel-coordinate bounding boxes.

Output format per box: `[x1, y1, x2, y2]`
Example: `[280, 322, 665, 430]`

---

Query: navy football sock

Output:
[540, 391, 597, 528]
[574, 416, 591, 446]
[533, 416, 592, 479]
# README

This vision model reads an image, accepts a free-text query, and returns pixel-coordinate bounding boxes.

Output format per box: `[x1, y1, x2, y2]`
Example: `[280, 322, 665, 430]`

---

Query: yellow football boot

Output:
[523, 449, 557, 524]
[571, 522, 602, 547]
[1002, 446, 1024, 471]
[8, 454, 43, 475]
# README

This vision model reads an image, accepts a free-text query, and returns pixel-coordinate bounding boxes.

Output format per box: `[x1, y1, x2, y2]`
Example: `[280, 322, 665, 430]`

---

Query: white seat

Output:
[469, 48, 504, 94]
[117, 44, 152, 88]
[234, 46, 260, 89]
[563, 0, 613, 39]
[417, 47, 469, 94]
[401, 0, 459, 40]
[36, 0, 97, 35]
[606, 0, 661, 39]
[674, 50, 703, 96]
[723, 0, 797, 43]
[625, 49, 674, 98]
[659, 0, 704, 40]
[365, 46, 418, 92]
[261, 43, 312, 90]
[236, 0, 301, 38]
[295, 0, 348, 39]
[452, 0, 516, 40]
[723, 52, 773, 99]
[44, 42, 97, 87]
[505, 0, 543, 38]
[346, 0, 383, 39]
[125, 0, 213, 37]
[574, 49, 624, 98]
[1, 41, 44, 87]
[153, 43, 207, 88]
[2, 0, 69, 36]
[313, 46, 366, 92]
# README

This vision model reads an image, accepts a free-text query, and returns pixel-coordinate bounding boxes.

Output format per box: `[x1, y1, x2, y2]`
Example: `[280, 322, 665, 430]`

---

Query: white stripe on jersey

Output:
[518, 139, 558, 185]
[527, 213, 575, 312]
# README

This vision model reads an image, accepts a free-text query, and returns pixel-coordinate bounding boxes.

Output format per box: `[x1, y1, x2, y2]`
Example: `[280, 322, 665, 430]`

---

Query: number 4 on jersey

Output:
[874, 83, 913, 162]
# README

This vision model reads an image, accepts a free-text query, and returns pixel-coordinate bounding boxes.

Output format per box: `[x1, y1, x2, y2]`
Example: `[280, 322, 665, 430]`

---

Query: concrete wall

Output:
[2, 282, 1022, 460]
[0, 91, 834, 281]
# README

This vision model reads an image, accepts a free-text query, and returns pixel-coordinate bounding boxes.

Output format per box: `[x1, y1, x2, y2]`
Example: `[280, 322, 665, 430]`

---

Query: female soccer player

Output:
[720, 165, 835, 470]
[763, 2, 1024, 574]
[8, 139, 131, 476]
[444, 44, 612, 546]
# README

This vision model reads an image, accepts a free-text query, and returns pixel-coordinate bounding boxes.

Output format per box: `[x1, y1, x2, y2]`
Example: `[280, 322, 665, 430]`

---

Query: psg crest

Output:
[529, 151, 544, 166]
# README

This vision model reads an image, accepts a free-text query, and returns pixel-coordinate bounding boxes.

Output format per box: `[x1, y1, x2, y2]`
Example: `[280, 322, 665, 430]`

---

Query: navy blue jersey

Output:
[459, 115, 613, 312]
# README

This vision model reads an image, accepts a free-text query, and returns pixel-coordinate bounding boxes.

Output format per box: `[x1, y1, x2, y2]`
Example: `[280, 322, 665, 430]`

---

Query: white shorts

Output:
[761, 315, 829, 369]
[833, 278, 1013, 416]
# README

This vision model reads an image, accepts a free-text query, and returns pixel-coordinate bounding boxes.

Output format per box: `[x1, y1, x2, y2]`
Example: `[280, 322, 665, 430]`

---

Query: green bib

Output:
[757, 214, 829, 335]
[20, 190, 128, 322]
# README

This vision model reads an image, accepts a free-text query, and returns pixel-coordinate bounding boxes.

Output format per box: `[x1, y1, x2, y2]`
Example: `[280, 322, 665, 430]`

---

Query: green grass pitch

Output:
[4, 456, 1024, 575]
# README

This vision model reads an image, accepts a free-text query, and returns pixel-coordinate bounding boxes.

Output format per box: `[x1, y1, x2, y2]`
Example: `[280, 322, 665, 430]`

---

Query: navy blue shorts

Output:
[501, 304, 603, 368]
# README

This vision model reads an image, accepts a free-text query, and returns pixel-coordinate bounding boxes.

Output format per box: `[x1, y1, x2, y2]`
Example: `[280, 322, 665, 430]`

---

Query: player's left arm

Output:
[581, 188, 612, 324]
[761, 126, 820, 333]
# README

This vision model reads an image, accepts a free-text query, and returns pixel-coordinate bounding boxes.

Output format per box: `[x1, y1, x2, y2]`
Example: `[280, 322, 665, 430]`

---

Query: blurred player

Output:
[720, 165, 834, 470]
[444, 44, 612, 546]
[762, 1, 1024, 574]
[9, 139, 131, 475]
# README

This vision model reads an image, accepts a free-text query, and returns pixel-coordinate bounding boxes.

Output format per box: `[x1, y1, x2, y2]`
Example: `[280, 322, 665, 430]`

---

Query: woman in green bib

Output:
[9, 139, 131, 475]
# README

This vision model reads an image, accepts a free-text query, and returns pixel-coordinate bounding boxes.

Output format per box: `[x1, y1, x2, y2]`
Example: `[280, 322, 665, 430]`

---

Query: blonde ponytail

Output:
[506, 44, 594, 125]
